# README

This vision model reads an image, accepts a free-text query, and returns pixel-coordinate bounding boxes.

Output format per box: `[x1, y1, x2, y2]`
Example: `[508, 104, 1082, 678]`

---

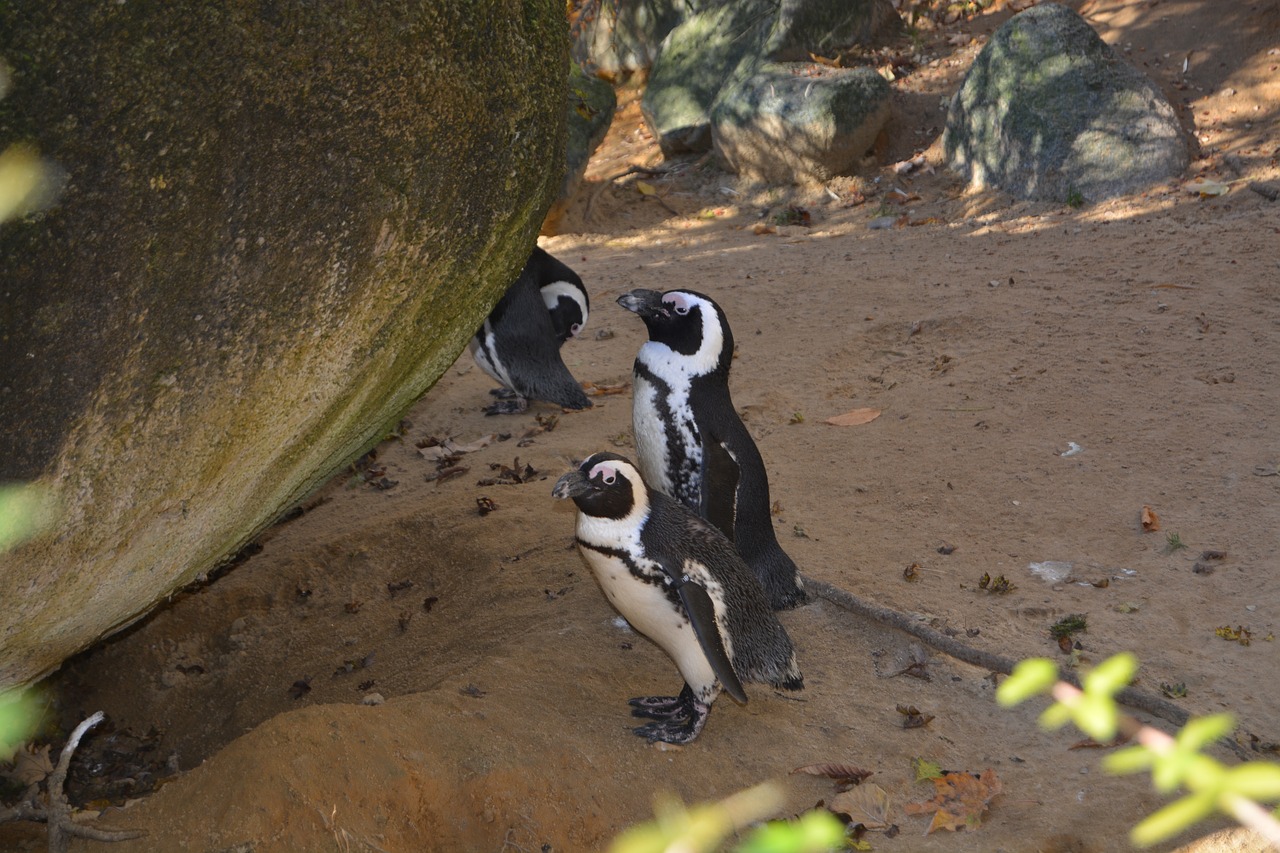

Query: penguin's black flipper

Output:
[700, 437, 739, 543]
[668, 570, 748, 704]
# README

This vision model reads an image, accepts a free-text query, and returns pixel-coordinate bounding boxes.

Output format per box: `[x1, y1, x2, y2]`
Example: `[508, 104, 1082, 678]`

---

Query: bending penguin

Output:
[553, 452, 803, 744]
[469, 247, 592, 415]
[617, 288, 806, 610]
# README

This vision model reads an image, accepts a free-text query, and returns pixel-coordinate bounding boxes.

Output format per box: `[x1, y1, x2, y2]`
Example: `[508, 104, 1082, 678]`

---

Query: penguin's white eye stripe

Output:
[589, 462, 618, 484]
[664, 292, 693, 315]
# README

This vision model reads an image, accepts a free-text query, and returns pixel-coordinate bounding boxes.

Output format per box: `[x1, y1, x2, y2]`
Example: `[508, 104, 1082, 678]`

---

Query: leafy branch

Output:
[998, 655, 1280, 848]
[609, 782, 845, 853]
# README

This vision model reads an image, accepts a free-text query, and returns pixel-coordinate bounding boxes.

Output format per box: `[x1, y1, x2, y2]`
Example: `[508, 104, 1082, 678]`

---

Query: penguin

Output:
[552, 452, 803, 744]
[469, 247, 593, 415]
[617, 288, 806, 610]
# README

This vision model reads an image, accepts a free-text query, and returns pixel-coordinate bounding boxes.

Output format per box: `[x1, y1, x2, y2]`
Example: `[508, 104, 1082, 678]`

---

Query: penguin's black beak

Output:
[617, 288, 667, 319]
[552, 469, 592, 500]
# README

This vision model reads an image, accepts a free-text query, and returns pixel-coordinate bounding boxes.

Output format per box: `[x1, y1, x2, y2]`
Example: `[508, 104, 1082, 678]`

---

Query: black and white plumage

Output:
[553, 452, 802, 744]
[617, 288, 806, 610]
[469, 247, 592, 415]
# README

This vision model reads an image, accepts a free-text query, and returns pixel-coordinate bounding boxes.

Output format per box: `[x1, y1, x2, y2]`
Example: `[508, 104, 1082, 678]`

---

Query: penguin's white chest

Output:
[575, 528, 716, 692]
[633, 349, 702, 506]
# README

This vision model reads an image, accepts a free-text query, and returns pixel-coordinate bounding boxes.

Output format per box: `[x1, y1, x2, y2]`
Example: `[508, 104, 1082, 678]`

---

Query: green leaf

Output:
[912, 757, 943, 781]
[1130, 791, 1218, 847]
[1073, 693, 1120, 742]
[1177, 714, 1235, 752]
[1103, 745, 1155, 776]
[1153, 752, 1223, 796]
[0, 484, 49, 553]
[0, 689, 40, 762]
[1223, 763, 1280, 801]
[1039, 700, 1074, 731]
[1083, 652, 1138, 697]
[736, 811, 846, 853]
[996, 658, 1058, 706]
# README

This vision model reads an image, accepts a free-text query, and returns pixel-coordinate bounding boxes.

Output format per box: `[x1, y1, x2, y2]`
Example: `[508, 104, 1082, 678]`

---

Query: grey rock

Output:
[942, 2, 1188, 203]
[0, 0, 566, 691]
[712, 64, 891, 184]
[763, 0, 900, 62]
[640, 1, 777, 156]
[571, 0, 690, 77]
[545, 64, 617, 232]
[641, 0, 898, 159]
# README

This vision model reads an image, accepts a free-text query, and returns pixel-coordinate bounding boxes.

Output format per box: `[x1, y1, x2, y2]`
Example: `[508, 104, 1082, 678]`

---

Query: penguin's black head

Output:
[617, 288, 733, 369]
[552, 451, 641, 520]
[543, 281, 589, 344]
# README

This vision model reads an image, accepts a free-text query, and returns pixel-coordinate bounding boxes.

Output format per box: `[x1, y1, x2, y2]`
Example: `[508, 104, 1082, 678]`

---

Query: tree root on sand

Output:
[0, 711, 145, 853]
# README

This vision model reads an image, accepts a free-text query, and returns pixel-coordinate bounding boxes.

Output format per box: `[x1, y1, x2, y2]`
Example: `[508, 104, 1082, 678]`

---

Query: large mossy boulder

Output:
[942, 2, 1188, 202]
[0, 0, 567, 691]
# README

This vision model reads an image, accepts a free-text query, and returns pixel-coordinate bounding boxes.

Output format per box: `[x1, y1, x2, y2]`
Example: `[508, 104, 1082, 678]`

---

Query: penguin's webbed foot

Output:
[488, 387, 519, 399]
[769, 584, 809, 611]
[628, 693, 686, 721]
[628, 685, 710, 744]
[482, 396, 529, 416]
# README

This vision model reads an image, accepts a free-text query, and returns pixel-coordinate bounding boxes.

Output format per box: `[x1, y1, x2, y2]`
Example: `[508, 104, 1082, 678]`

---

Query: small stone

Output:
[361, 692, 385, 706]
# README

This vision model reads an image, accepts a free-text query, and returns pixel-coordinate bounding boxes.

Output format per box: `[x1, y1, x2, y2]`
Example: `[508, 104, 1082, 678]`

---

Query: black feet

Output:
[768, 584, 808, 611]
[488, 387, 519, 399]
[482, 395, 528, 416]
[628, 684, 710, 744]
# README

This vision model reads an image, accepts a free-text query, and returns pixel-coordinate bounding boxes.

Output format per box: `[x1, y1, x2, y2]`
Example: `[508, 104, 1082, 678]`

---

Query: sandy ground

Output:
[4, 1, 1279, 851]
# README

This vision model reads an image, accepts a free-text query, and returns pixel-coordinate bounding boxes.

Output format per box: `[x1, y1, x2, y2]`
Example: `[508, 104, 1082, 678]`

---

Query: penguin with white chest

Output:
[553, 452, 803, 744]
[469, 247, 592, 415]
[617, 288, 806, 610]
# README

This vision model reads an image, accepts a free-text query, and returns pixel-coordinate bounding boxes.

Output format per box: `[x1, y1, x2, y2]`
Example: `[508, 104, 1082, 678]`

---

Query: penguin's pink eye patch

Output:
[663, 292, 693, 316]
[589, 462, 618, 485]
[570, 322, 582, 337]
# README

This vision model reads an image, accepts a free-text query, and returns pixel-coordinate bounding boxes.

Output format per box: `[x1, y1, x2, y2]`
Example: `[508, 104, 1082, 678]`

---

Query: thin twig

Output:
[584, 164, 680, 222]
[804, 575, 1254, 759]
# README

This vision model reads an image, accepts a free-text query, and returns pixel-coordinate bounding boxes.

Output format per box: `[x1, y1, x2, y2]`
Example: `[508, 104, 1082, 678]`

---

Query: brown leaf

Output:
[1, 744, 53, 787]
[824, 408, 882, 426]
[905, 769, 1002, 834]
[1141, 505, 1160, 532]
[582, 380, 631, 396]
[792, 763, 874, 791]
[752, 222, 777, 235]
[830, 783, 892, 830]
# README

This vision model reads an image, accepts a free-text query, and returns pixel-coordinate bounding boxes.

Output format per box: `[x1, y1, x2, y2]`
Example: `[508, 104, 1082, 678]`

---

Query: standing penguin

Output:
[469, 247, 593, 415]
[617, 288, 806, 610]
[553, 452, 803, 744]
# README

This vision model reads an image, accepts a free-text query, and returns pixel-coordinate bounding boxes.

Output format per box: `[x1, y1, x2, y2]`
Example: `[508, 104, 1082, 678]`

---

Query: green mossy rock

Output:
[640, 0, 898, 158]
[942, 2, 1188, 203]
[0, 0, 566, 690]
[640, 1, 776, 156]
[712, 64, 891, 184]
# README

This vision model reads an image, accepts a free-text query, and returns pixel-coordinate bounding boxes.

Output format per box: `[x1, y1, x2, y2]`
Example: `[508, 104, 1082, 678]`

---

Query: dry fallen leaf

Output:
[752, 222, 777, 235]
[418, 434, 495, 460]
[1141, 505, 1160, 532]
[830, 783, 892, 830]
[1, 743, 53, 787]
[824, 408, 881, 426]
[581, 380, 630, 397]
[635, 180, 656, 196]
[791, 763, 873, 791]
[904, 768, 1002, 834]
